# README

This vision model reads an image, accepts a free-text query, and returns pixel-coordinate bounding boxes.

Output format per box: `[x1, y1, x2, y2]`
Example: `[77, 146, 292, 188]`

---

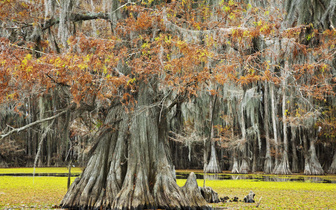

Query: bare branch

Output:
[0, 109, 67, 139]
[42, 2, 135, 31]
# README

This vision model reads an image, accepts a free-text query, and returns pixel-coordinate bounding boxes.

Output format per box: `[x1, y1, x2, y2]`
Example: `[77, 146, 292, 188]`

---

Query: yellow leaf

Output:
[103, 65, 107, 74]
[26, 54, 32, 60]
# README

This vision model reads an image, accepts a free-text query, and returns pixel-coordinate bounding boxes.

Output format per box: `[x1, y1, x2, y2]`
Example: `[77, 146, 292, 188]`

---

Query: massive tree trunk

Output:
[61, 83, 209, 209]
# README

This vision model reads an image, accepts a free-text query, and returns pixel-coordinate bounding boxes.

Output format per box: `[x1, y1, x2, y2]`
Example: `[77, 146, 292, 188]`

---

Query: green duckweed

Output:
[1, 169, 336, 209]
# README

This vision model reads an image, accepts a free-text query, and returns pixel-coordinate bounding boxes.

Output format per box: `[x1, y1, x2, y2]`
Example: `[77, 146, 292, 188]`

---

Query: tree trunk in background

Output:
[61, 83, 209, 209]
[291, 126, 299, 173]
[303, 130, 311, 174]
[231, 149, 239, 174]
[26, 97, 32, 158]
[304, 132, 324, 175]
[0, 154, 8, 167]
[205, 95, 221, 173]
[270, 83, 279, 169]
[239, 95, 249, 174]
[274, 66, 291, 175]
[203, 140, 209, 171]
[252, 135, 258, 173]
[38, 97, 46, 167]
[239, 150, 249, 174]
[289, 89, 299, 173]
[328, 152, 336, 174]
[47, 131, 52, 167]
[228, 100, 239, 174]
[264, 81, 272, 173]
[205, 141, 221, 173]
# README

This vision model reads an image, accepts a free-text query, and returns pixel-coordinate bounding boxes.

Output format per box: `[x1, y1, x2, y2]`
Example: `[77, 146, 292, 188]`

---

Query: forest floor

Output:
[0, 168, 335, 209]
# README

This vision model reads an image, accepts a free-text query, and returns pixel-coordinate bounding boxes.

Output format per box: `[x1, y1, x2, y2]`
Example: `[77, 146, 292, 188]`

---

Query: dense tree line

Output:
[1, 0, 336, 209]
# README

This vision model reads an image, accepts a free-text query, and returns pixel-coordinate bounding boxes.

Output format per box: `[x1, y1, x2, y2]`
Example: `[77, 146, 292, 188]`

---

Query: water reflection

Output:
[204, 174, 219, 180]
[175, 172, 336, 183]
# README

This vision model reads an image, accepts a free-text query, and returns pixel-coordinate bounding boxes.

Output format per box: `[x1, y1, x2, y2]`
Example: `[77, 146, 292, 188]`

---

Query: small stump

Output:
[199, 186, 220, 203]
[243, 190, 255, 203]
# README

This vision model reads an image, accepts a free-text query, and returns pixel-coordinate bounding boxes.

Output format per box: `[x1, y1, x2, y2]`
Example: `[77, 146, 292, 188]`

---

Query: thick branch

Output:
[167, 81, 196, 111]
[0, 109, 68, 139]
[43, 13, 109, 31]
[46, 73, 71, 87]
[42, 2, 135, 31]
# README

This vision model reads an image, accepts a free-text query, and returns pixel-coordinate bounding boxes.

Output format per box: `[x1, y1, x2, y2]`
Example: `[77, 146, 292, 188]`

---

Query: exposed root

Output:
[154, 170, 188, 209]
[112, 165, 155, 209]
[181, 172, 210, 208]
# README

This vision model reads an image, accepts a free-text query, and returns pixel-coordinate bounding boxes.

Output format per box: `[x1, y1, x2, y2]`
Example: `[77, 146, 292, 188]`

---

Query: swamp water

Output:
[176, 173, 336, 183]
[1, 171, 336, 183]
